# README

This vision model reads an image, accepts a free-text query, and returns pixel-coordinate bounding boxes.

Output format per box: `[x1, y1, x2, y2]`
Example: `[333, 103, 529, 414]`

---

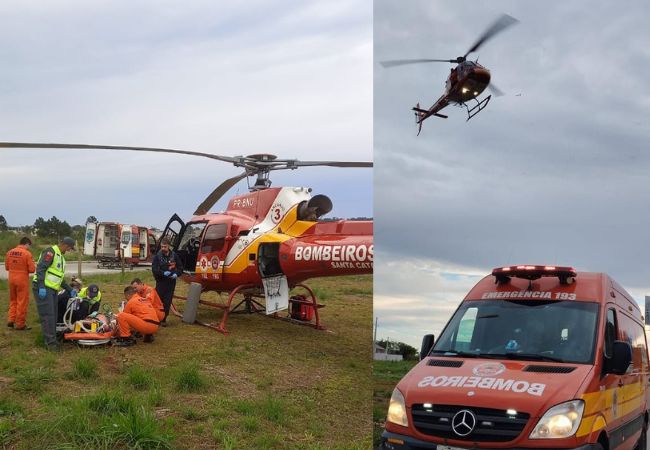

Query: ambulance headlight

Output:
[529, 400, 584, 439]
[387, 388, 408, 427]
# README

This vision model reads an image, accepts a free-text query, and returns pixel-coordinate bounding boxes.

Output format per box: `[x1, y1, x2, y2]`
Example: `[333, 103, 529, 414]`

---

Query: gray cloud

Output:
[0, 1, 372, 227]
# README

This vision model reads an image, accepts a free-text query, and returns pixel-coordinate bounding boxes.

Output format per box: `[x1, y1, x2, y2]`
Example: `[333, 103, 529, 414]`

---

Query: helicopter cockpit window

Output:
[202, 224, 228, 254]
[178, 222, 207, 252]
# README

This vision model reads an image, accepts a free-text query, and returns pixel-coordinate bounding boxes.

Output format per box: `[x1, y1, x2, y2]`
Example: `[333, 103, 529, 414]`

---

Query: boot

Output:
[143, 334, 155, 343]
[113, 336, 136, 347]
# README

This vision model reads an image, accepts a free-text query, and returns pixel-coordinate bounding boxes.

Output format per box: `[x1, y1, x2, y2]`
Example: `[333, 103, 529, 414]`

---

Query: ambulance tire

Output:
[634, 424, 647, 450]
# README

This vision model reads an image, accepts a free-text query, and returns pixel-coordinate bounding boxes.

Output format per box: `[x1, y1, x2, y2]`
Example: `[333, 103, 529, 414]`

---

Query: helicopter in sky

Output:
[380, 13, 518, 135]
[0, 142, 373, 334]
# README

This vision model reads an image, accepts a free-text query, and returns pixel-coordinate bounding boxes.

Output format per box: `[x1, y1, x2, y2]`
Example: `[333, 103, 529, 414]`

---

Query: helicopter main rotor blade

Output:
[488, 82, 505, 97]
[0, 142, 239, 164]
[282, 160, 373, 168]
[380, 59, 455, 68]
[194, 171, 249, 216]
[464, 13, 519, 58]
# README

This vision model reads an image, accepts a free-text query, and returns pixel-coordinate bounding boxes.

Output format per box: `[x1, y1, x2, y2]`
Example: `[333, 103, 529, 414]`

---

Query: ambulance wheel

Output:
[634, 424, 647, 450]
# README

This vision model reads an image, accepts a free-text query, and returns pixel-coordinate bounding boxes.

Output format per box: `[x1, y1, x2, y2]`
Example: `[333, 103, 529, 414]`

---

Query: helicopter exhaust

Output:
[297, 194, 333, 221]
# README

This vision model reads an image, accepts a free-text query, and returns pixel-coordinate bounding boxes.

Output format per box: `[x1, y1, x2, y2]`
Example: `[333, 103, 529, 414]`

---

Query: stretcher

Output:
[57, 298, 117, 346]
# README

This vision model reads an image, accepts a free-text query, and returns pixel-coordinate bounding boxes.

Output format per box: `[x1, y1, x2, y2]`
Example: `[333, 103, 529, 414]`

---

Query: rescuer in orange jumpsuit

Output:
[131, 277, 165, 322]
[114, 286, 160, 346]
[5, 237, 36, 330]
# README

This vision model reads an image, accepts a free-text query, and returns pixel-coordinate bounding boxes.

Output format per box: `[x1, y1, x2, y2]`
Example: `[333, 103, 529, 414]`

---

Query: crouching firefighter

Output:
[32, 237, 77, 351]
[114, 286, 160, 346]
[131, 278, 165, 322]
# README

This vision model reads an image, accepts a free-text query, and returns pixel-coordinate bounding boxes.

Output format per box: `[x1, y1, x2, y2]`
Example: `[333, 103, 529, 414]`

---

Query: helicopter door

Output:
[258, 243, 289, 314]
[120, 225, 133, 258]
[83, 222, 97, 257]
[258, 243, 283, 278]
[198, 221, 232, 276]
[159, 214, 185, 252]
[176, 221, 209, 273]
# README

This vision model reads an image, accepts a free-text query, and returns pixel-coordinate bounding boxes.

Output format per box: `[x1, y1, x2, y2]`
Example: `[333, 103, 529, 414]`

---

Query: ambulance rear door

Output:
[83, 222, 97, 257]
[120, 224, 133, 258]
[139, 227, 148, 260]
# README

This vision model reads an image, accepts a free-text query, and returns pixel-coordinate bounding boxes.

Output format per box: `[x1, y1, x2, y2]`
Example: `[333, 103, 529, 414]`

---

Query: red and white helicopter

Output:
[380, 14, 518, 135]
[0, 142, 372, 334]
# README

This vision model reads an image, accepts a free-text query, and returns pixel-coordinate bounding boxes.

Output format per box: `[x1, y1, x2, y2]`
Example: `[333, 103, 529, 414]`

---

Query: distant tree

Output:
[86, 216, 98, 224]
[0, 215, 7, 231]
[377, 339, 418, 360]
[20, 225, 34, 234]
[34, 217, 50, 237]
[33, 216, 72, 239]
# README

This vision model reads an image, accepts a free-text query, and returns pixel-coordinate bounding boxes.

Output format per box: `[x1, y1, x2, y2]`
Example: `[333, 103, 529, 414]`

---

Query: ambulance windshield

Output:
[432, 300, 599, 364]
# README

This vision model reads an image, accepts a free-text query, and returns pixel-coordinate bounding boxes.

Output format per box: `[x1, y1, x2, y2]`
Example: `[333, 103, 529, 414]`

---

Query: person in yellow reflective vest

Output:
[75, 284, 102, 320]
[31, 237, 77, 351]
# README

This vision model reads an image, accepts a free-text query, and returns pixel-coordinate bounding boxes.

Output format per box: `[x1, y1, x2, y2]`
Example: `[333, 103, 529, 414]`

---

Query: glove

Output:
[38, 287, 47, 299]
[70, 289, 78, 298]
[163, 271, 171, 277]
[171, 273, 177, 279]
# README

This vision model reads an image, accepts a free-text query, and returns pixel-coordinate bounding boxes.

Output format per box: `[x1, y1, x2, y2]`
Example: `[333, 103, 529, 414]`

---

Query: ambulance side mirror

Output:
[608, 341, 632, 375]
[420, 334, 435, 360]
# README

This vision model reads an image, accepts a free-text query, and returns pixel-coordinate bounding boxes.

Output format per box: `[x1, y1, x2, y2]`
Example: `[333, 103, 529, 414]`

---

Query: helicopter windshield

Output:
[178, 222, 207, 251]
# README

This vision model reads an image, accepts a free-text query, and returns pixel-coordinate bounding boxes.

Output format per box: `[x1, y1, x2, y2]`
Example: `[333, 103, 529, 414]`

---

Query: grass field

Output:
[372, 360, 417, 448]
[0, 272, 372, 449]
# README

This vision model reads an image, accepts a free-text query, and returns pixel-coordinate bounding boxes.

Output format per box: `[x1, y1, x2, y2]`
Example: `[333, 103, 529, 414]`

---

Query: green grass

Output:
[70, 355, 98, 380]
[0, 397, 23, 417]
[126, 364, 153, 390]
[11, 367, 55, 393]
[0, 272, 372, 448]
[174, 363, 205, 392]
[260, 396, 287, 424]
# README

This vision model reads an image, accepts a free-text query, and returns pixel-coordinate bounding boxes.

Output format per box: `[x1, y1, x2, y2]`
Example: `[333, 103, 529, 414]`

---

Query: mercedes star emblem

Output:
[451, 409, 476, 437]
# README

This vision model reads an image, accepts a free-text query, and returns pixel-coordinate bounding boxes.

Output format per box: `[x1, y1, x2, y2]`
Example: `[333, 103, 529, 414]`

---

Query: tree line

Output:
[0, 215, 97, 238]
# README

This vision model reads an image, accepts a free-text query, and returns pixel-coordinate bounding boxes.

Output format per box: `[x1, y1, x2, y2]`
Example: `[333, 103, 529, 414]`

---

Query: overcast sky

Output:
[0, 1, 372, 228]
[374, 0, 650, 348]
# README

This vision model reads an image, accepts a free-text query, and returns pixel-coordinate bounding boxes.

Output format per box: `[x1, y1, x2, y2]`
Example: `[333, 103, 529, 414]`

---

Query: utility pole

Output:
[374, 317, 379, 345]
[76, 240, 81, 278]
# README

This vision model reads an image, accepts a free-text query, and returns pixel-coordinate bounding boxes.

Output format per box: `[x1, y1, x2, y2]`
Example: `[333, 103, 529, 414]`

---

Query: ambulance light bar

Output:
[492, 265, 577, 284]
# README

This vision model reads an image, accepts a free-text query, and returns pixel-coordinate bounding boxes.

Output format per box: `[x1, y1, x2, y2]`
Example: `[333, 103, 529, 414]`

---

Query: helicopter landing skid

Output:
[464, 95, 491, 121]
[171, 282, 326, 335]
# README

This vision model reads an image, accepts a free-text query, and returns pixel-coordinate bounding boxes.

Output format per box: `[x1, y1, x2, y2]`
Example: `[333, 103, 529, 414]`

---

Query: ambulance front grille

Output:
[411, 404, 530, 442]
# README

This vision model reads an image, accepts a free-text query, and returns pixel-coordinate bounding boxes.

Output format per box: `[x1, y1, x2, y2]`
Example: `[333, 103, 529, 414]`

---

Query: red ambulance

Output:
[382, 265, 649, 450]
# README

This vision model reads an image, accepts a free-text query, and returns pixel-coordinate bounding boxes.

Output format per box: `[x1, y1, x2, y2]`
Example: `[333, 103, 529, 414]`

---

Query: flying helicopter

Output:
[380, 13, 518, 135]
[0, 142, 373, 334]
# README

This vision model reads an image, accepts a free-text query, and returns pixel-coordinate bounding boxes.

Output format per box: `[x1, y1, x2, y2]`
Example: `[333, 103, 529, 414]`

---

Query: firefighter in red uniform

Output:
[5, 237, 36, 330]
[131, 277, 165, 322]
[114, 286, 160, 346]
